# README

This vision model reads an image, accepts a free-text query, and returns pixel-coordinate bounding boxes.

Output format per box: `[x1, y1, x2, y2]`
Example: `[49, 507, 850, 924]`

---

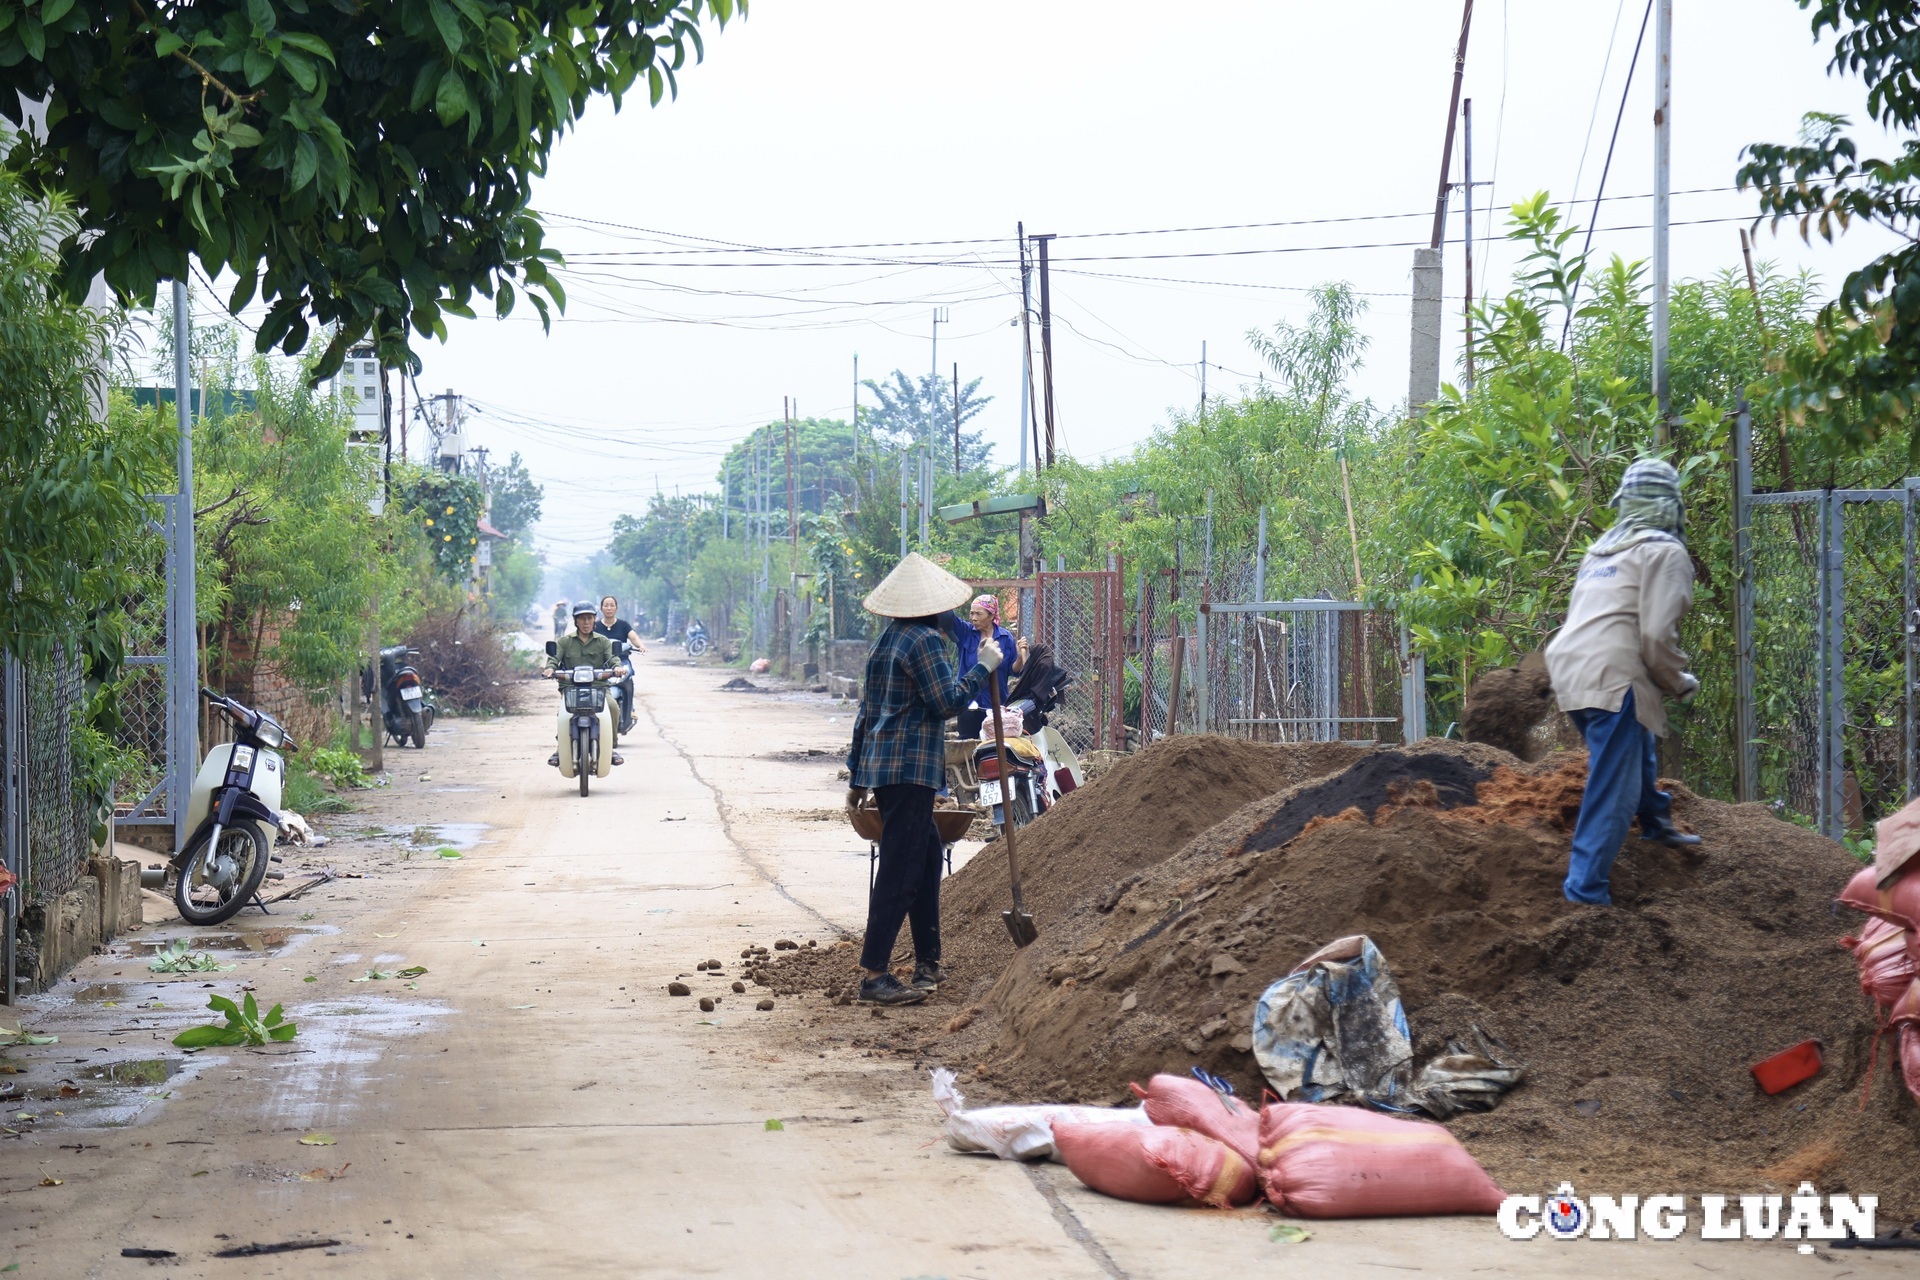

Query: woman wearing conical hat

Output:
[845, 553, 1002, 1005]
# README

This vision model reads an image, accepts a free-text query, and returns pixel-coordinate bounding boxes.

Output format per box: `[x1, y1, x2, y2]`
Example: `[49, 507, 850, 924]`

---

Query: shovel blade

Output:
[1002, 909, 1038, 948]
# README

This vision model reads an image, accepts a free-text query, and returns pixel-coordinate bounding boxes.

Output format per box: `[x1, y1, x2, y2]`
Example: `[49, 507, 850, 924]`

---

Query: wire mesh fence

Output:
[3, 651, 93, 914]
[1841, 497, 1913, 827]
[1747, 499, 1825, 821]
[1035, 571, 1124, 754]
[1199, 605, 1407, 744]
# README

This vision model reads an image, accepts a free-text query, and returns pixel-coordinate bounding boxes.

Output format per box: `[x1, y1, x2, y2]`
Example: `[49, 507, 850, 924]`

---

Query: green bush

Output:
[306, 745, 370, 790]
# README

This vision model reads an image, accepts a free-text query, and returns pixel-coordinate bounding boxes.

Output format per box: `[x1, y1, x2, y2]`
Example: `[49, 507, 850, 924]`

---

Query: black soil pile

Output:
[761, 736, 1920, 1212]
[1461, 659, 1556, 760]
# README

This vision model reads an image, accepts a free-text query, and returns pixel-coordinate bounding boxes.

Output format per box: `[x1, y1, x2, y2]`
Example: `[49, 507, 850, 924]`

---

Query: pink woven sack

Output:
[1133, 1074, 1261, 1166]
[1258, 1101, 1506, 1218]
[1053, 1121, 1258, 1208]
[1842, 917, 1919, 1008]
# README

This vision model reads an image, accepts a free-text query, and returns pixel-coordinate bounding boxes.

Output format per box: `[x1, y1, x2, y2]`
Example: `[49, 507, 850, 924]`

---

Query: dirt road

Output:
[0, 655, 1895, 1277]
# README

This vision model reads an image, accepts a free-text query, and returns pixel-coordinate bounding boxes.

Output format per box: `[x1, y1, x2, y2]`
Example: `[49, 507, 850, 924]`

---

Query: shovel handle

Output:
[986, 673, 1028, 914]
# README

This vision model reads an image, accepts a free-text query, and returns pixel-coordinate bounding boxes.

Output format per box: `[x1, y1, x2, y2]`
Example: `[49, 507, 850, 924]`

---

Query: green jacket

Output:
[554, 632, 618, 682]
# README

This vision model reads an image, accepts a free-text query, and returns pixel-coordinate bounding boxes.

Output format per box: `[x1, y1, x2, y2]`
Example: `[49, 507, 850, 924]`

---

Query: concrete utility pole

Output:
[952, 362, 961, 475]
[1018, 223, 1039, 478]
[1199, 341, 1207, 420]
[1044, 233, 1059, 468]
[170, 280, 198, 853]
[1463, 97, 1476, 393]
[1411, 0, 1474, 415]
[851, 353, 859, 466]
[785, 398, 797, 571]
[1652, 0, 1674, 440]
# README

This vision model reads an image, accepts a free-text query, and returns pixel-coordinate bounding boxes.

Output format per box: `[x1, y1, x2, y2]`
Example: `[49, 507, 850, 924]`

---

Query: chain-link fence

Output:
[1035, 571, 1125, 754]
[1747, 497, 1824, 822]
[4, 653, 92, 907]
[1198, 604, 1406, 744]
[1841, 497, 1912, 827]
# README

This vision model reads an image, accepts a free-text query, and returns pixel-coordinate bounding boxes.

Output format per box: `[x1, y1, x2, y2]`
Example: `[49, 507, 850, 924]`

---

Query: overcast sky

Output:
[182, 1, 1906, 565]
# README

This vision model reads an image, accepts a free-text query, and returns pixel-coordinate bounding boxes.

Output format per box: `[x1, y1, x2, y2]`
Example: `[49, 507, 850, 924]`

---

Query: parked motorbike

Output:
[684, 619, 711, 658]
[971, 736, 1050, 831]
[363, 644, 434, 748]
[141, 688, 296, 925]
[545, 640, 625, 796]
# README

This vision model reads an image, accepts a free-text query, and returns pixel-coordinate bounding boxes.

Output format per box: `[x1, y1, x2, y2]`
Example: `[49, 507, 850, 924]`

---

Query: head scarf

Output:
[1588, 457, 1685, 557]
[970, 593, 1000, 620]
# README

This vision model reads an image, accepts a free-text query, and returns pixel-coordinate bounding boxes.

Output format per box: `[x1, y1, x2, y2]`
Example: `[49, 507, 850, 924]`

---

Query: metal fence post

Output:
[1195, 600, 1210, 735]
[2, 654, 19, 1004]
[1907, 477, 1919, 804]
[170, 279, 198, 854]
[1823, 489, 1847, 838]
[1733, 397, 1757, 802]
[1254, 506, 1267, 604]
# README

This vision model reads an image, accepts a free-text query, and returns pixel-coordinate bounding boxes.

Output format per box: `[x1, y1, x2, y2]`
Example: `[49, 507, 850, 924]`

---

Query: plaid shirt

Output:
[847, 619, 990, 789]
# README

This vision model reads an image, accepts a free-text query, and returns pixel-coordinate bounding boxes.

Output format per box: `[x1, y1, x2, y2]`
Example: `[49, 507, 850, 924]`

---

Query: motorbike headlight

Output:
[255, 718, 286, 749]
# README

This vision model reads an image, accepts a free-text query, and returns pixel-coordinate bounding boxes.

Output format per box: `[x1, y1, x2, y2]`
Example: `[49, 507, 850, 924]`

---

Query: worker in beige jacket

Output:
[1545, 458, 1702, 905]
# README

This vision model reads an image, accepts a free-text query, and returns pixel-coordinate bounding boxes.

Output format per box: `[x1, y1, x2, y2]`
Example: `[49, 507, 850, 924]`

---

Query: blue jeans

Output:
[1564, 688, 1672, 906]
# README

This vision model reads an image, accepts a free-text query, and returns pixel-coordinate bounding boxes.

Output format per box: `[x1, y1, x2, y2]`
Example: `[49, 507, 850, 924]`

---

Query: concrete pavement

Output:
[0, 654, 1893, 1278]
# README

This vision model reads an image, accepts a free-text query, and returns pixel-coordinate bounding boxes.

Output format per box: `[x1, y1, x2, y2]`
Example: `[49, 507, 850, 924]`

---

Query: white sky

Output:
[180, 1, 1904, 565]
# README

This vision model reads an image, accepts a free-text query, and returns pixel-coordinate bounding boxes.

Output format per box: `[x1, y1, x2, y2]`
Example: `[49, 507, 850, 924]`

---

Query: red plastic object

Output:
[1055, 766, 1078, 794]
[1750, 1040, 1823, 1094]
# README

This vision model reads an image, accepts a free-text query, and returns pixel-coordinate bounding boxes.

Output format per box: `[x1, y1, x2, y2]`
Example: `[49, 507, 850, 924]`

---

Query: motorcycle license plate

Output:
[400, 685, 423, 701]
[977, 779, 1003, 805]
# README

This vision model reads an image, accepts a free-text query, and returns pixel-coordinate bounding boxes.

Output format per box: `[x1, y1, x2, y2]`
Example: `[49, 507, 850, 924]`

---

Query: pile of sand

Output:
[762, 737, 1920, 1211]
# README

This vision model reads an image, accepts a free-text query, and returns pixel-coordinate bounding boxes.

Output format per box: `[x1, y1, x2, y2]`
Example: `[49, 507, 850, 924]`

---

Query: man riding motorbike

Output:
[544, 602, 630, 767]
[594, 594, 647, 734]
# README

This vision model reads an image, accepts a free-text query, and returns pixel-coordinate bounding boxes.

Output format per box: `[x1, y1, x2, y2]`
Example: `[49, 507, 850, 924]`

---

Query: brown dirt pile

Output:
[760, 736, 1920, 1211]
[1462, 658, 1556, 760]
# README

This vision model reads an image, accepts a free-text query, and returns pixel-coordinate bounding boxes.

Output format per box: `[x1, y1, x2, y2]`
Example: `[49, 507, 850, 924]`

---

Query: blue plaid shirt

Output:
[847, 619, 990, 789]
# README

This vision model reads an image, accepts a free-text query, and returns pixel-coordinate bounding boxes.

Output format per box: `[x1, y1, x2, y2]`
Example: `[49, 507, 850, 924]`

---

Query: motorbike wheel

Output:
[687, 635, 709, 657]
[407, 707, 428, 748]
[173, 822, 271, 925]
[1008, 780, 1036, 831]
[578, 731, 591, 797]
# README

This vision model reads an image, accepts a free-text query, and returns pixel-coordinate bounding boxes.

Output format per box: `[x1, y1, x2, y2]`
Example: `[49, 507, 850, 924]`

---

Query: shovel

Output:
[986, 674, 1038, 947]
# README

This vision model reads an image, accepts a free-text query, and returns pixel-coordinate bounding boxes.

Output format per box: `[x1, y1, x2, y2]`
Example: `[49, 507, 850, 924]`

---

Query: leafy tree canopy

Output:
[0, 0, 743, 378]
[860, 369, 993, 469]
[488, 450, 542, 540]
[1739, 1, 1920, 455]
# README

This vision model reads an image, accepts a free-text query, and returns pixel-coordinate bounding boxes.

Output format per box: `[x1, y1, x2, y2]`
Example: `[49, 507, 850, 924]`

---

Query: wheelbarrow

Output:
[849, 801, 981, 893]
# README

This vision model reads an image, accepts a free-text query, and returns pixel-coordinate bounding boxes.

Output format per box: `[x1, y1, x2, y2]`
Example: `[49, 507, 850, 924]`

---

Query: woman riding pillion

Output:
[545, 602, 631, 768]
[846, 554, 1002, 1006]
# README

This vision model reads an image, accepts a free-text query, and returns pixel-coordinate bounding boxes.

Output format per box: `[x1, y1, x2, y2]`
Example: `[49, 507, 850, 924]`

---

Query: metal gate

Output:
[1198, 601, 1407, 743]
[1034, 570, 1125, 754]
[1734, 401, 1918, 837]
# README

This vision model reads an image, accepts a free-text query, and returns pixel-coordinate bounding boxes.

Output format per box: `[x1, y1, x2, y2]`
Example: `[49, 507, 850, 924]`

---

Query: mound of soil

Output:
[760, 736, 1920, 1211]
[1462, 661, 1557, 759]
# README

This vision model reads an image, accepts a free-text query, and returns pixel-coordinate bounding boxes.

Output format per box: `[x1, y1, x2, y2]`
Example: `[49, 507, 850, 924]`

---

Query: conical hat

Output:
[863, 552, 973, 619]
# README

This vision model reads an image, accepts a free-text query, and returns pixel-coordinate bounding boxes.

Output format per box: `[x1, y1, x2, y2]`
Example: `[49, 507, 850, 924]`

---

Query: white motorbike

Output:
[545, 641, 625, 796]
[141, 687, 296, 925]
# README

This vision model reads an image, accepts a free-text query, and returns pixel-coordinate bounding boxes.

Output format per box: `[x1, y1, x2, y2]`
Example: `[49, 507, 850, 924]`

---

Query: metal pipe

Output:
[171, 279, 197, 854]
[1462, 97, 1476, 392]
[1733, 396, 1756, 802]
[1652, 0, 1673, 437]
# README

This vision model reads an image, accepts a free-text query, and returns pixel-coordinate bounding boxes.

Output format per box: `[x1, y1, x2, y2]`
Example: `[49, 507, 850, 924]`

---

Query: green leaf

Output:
[278, 31, 334, 63]
[495, 279, 514, 318]
[153, 29, 185, 56]
[763, 1118, 784, 1131]
[172, 1025, 243, 1048]
[40, 0, 73, 25]
[245, 0, 274, 34]
[279, 48, 317, 93]
[428, 0, 463, 54]
[224, 123, 264, 149]
[435, 69, 469, 125]
[290, 135, 317, 191]
[647, 64, 663, 107]
[268, 1024, 299, 1042]
[397, 966, 428, 978]
[243, 46, 273, 87]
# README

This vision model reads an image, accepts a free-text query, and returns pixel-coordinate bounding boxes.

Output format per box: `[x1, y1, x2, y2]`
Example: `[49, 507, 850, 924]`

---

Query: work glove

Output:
[1676, 672, 1700, 705]
[977, 637, 1004, 673]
